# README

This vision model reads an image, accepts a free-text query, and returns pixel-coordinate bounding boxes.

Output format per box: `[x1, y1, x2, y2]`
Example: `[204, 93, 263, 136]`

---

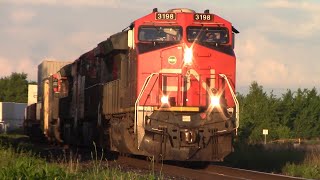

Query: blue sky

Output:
[0, 0, 319, 94]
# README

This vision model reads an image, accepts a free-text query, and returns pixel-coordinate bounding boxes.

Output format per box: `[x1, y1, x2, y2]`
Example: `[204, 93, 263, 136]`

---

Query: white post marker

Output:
[263, 129, 268, 144]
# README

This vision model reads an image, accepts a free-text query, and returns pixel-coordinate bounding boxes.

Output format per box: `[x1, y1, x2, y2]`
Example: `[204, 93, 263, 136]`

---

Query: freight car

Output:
[26, 8, 239, 162]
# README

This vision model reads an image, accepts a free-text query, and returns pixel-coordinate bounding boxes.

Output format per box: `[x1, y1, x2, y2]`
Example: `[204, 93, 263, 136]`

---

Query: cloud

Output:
[263, 0, 320, 10]
[67, 31, 110, 48]
[261, 0, 320, 38]
[0, 57, 14, 77]
[0, 56, 38, 80]
[263, 0, 298, 8]
[1, 0, 320, 91]
[9, 9, 36, 24]
[236, 26, 320, 89]
[232, 1, 320, 90]
[47, 31, 111, 60]
[257, 14, 320, 39]
[3, 0, 120, 7]
[0, 31, 111, 82]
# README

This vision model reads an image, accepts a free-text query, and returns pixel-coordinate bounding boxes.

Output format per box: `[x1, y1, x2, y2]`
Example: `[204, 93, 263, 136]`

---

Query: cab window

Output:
[139, 26, 182, 42]
[187, 26, 229, 44]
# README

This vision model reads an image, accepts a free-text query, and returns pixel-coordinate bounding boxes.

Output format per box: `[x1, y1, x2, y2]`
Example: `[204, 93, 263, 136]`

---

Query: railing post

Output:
[219, 74, 239, 135]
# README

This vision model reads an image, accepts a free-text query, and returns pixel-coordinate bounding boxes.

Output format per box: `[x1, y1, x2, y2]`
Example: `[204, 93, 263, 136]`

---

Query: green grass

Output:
[223, 141, 320, 179]
[0, 146, 72, 179]
[282, 150, 320, 179]
[0, 134, 160, 180]
[224, 143, 305, 173]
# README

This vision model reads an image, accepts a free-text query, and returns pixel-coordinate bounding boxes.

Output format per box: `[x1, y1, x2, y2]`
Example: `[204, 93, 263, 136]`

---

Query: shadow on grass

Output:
[219, 142, 306, 173]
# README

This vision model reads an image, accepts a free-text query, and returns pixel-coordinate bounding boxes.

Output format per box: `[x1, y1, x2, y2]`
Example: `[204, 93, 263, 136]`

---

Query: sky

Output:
[0, 0, 320, 95]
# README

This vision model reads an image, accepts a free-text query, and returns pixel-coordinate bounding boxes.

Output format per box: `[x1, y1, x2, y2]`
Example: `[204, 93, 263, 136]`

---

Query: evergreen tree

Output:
[293, 88, 320, 138]
[238, 82, 291, 143]
[238, 84, 320, 142]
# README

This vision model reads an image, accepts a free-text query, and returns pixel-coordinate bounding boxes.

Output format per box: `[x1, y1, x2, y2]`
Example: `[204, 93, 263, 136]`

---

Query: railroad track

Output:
[114, 156, 308, 180]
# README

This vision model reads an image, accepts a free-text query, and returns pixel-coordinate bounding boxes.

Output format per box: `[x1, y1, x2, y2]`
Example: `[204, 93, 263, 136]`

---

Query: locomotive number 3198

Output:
[194, 14, 212, 21]
[155, 13, 176, 20]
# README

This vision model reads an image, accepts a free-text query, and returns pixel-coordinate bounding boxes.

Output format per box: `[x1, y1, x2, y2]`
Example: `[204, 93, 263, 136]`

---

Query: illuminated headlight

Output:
[210, 96, 220, 107]
[161, 95, 169, 104]
[184, 47, 193, 64]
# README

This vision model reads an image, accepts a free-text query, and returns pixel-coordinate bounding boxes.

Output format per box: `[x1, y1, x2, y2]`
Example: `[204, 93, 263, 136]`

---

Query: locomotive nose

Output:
[183, 46, 193, 65]
[160, 45, 184, 69]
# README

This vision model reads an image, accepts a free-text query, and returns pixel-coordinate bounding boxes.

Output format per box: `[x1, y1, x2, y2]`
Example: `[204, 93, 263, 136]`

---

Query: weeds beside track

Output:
[0, 134, 157, 180]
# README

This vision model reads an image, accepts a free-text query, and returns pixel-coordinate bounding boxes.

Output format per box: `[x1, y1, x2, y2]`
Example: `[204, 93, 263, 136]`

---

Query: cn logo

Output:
[168, 56, 177, 65]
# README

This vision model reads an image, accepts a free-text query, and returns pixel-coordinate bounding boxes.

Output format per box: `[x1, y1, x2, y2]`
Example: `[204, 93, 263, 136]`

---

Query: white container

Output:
[28, 84, 38, 105]
[0, 102, 27, 132]
[37, 60, 71, 101]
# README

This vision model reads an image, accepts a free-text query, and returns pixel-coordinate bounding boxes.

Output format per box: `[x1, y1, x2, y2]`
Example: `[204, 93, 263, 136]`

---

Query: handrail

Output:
[134, 73, 158, 134]
[219, 74, 239, 135]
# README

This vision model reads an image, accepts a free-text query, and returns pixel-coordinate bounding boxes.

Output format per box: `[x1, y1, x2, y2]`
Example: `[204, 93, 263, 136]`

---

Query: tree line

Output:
[1, 73, 319, 142]
[238, 81, 320, 143]
[0, 73, 28, 103]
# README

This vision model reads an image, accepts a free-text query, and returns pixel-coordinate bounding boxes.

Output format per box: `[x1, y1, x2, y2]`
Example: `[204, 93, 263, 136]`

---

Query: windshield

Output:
[139, 26, 182, 42]
[187, 27, 229, 44]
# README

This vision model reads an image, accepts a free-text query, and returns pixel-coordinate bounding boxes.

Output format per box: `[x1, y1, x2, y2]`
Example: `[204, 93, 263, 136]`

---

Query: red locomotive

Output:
[25, 8, 239, 162]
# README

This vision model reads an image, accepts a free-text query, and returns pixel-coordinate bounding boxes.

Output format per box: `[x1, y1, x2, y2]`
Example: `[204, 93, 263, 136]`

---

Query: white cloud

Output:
[257, 14, 320, 39]
[263, 0, 319, 10]
[3, 0, 120, 7]
[9, 9, 36, 24]
[232, 1, 320, 89]
[1, 0, 320, 90]
[47, 31, 111, 60]
[0, 57, 14, 77]
[261, 1, 320, 38]
[0, 56, 38, 80]
[236, 26, 320, 89]
[263, 0, 298, 8]
[68, 31, 110, 48]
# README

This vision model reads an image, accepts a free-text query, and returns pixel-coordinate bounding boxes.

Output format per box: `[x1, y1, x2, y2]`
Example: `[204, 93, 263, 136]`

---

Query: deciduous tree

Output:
[0, 72, 28, 103]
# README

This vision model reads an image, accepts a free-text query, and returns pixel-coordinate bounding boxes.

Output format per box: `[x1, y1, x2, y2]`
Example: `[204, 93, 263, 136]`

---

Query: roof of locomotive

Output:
[72, 8, 239, 63]
[133, 8, 234, 28]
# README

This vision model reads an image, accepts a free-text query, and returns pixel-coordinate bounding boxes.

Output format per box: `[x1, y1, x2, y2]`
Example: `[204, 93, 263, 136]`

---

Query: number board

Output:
[194, 13, 213, 21]
[155, 13, 176, 20]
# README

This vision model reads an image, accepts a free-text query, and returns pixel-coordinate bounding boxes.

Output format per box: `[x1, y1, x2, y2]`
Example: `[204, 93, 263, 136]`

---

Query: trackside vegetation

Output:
[224, 143, 320, 179]
[282, 149, 320, 179]
[0, 134, 158, 180]
[0, 73, 29, 103]
[238, 81, 320, 143]
[228, 81, 320, 179]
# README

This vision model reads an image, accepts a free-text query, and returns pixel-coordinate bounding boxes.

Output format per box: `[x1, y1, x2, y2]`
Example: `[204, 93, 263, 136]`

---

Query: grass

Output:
[0, 134, 160, 180]
[282, 150, 320, 179]
[223, 141, 320, 179]
[0, 146, 72, 179]
[223, 142, 305, 173]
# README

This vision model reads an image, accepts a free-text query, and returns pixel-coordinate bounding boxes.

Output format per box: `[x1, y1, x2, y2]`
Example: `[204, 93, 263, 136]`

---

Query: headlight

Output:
[210, 96, 220, 107]
[161, 95, 169, 104]
[184, 47, 193, 64]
